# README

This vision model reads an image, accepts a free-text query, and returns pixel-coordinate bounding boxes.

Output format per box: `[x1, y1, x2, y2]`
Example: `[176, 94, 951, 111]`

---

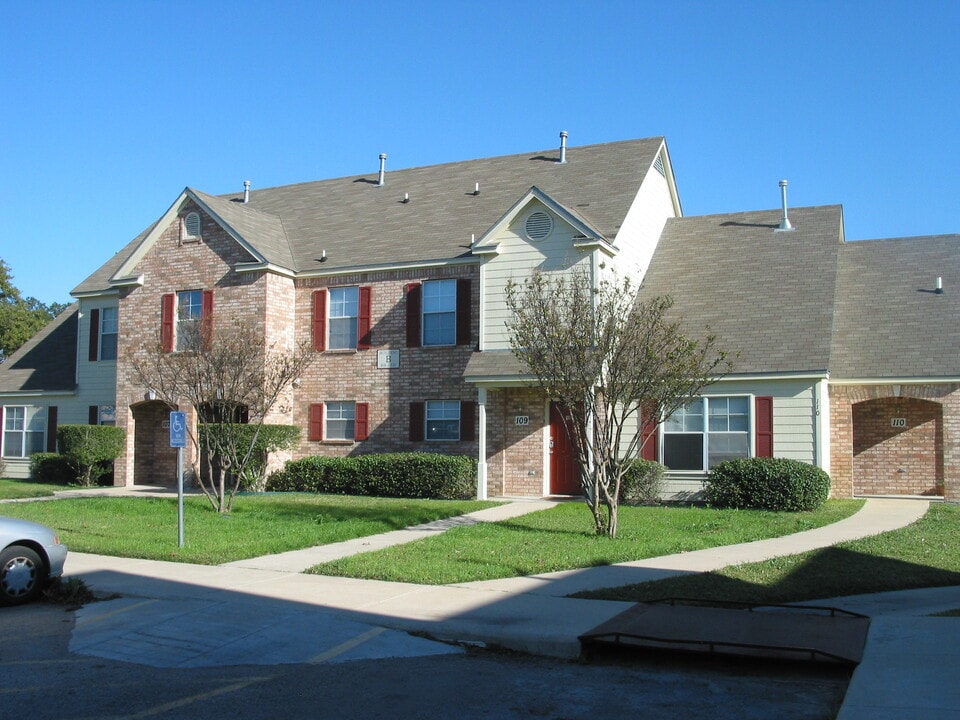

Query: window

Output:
[326, 402, 356, 441]
[309, 402, 369, 442]
[89, 405, 116, 426]
[2, 406, 46, 458]
[422, 279, 457, 346]
[663, 396, 750, 471]
[425, 401, 460, 441]
[328, 287, 359, 350]
[312, 287, 372, 351]
[99, 307, 118, 360]
[161, 290, 213, 352]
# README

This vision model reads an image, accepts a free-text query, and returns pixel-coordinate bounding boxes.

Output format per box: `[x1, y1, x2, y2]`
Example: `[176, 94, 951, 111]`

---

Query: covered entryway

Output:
[131, 400, 179, 486]
[852, 397, 943, 496]
[549, 403, 580, 495]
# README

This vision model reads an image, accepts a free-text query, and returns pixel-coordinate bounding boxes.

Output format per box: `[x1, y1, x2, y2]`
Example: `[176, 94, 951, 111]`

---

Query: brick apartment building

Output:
[2, 134, 958, 501]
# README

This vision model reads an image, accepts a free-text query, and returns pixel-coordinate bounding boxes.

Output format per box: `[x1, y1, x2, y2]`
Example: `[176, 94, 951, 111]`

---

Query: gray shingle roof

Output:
[830, 235, 960, 378]
[72, 138, 665, 295]
[639, 206, 844, 375]
[0, 303, 78, 393]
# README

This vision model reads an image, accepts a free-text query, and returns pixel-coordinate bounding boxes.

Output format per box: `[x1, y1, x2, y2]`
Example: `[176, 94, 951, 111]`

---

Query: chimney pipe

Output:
[378, 154, 387, 187]
[559, 131, 568, 164]
[777, 179, 794, 231]
[243, 180, 250, 204]
[936, 276, 944, 294]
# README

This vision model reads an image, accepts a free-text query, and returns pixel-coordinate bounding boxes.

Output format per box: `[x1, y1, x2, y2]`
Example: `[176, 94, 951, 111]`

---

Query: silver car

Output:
[0, 517, 68, 605]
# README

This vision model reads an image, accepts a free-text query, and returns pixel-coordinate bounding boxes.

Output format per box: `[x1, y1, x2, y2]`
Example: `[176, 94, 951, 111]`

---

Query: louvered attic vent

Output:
[654, 154, 666, 177]
[184, 212, 202, 239]
[525, 211, 553, 240]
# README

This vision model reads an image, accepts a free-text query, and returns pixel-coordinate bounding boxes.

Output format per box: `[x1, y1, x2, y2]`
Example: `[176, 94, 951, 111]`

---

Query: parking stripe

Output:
[308, 626, 386, 664]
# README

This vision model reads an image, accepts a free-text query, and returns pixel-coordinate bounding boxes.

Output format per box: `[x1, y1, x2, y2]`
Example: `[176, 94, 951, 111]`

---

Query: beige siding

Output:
[74, 297, 119, 424]
[481, 203, 592, 350]
[610, 161, 677, 279]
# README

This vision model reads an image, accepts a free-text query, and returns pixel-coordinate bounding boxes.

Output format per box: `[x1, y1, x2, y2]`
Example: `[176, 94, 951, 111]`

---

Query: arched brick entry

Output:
[852, 397, 943, 496]
[131, 401, 179, 486]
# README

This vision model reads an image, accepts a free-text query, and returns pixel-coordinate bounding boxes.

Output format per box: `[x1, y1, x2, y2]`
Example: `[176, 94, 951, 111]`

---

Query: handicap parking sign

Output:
[169, 411, 187, 448]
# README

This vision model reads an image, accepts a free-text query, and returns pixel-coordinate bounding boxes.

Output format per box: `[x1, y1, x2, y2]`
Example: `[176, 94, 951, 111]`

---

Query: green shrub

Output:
[199, 423, 302, 491]
[705, 457, 831, 511]
[266, 453, 477, 499]
[619, 459, 665, 505]
[57, 425, 126, 487]
[30, 453, 74, 484]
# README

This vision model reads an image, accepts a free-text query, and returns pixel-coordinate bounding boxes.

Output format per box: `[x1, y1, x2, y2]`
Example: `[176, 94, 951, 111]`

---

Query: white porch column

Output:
[477, 386, 488, 500]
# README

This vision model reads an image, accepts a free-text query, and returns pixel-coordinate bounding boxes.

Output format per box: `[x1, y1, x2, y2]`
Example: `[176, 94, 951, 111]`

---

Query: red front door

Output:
[549, 403, 581, 495]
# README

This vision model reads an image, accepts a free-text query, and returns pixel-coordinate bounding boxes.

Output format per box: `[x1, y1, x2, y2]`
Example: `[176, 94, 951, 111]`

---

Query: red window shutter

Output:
[161, 294, 175, 352]
[312, 290, 327, 352]
[405, 283, 422, 348]
[640, 401, 659, 461]
[460, 400, 476, 441]
[88, 309, 100, 362]
[358, 286, 373, 349]
[755, 396, 774, 458]
[309, 403, 325, 441]
[456, 278, 472, 346]
[200, 290, 214, 351]
[355, 402, 370, 441]
[88, 405, 99, 425]
[46, 406, 58, 453]
[409, 401, 425, 441]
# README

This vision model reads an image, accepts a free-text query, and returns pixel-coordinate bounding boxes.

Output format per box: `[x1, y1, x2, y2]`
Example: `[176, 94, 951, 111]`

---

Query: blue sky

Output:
[2, 1, 958, 304]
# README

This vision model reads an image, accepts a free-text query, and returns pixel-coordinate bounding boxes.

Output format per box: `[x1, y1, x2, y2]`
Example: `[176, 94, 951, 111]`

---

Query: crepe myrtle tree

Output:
[131, 318, 314, 513]
[505, 270, 729, 538]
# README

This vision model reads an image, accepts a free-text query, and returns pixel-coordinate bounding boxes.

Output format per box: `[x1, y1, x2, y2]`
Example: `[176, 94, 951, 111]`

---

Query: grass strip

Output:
[308, 499, 864, 584]
[0, 479, 74, 500]
[0, 494, 496, 565]
[574, 502, 960, 604]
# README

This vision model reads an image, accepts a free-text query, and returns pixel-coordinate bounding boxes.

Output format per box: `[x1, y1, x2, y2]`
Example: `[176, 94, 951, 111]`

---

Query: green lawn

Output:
[0, 478, 74, 499]
[575, 502, 960, 604]
[0, 494, 497, 565]
[307, 499, 864, 584]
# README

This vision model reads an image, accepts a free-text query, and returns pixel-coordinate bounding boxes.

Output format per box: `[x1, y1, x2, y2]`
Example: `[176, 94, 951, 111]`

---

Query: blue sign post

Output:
[169, 411, 187, 546]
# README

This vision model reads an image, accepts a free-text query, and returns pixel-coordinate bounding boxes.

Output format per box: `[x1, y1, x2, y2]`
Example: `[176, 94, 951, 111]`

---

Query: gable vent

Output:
[184, 212, 201, 238]
[525, 211, 553, 240]
[654, 154, 666, 177]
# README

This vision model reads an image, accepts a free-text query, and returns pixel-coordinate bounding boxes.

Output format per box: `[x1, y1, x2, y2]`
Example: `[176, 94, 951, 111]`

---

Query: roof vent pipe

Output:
[936, 276, 944, 294]
[777, 179, 794, 231]
[378, 154, 387, 187]
[559, 131, 568, 164]
[243, 180, 250, 204]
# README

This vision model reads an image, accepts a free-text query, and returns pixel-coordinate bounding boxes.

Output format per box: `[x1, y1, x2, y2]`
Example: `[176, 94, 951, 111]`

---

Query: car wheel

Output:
[0, 545, 46, 606]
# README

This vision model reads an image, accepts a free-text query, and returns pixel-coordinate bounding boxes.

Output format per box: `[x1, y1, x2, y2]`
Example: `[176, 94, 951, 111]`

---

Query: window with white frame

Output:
[422, 279, 456, 346]
[176, 290, 203, 352]
[98, 406, 116, 426]
[2, 406, 46, 458]
[662, 396, 750, 471]
[325, 401, 356, 441]
[328, 287, 359, 350]
[425, 400, 460, 441]
[99, 307, 118, 360]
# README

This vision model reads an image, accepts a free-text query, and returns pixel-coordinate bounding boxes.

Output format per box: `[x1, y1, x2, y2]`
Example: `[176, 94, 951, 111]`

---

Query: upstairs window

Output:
[328, 287, 359, 350]
[161, 290, 213, 353]
[405, 279, 471, 348]
[312, 287, 372, 351]
[87, 307, 118, 361]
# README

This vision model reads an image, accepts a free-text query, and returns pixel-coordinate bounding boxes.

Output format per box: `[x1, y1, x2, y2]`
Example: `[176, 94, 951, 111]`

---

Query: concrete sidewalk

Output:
[55, 494, 960, 719]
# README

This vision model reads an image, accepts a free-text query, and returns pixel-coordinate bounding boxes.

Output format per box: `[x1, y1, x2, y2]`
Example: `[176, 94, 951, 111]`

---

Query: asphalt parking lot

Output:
[2, 602, 849, 720]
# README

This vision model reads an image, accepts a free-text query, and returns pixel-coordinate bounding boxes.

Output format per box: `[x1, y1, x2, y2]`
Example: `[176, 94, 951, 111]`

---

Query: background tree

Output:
[131, 319, 314, 513]
[0, 259, 69, 362]
[505, 270, 729, 538]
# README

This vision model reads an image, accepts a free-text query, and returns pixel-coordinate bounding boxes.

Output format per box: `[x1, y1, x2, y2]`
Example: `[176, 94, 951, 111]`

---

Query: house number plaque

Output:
[891, 417, 907, 428]
[377, 350, 400, 369]
[515, 416, 530, 425]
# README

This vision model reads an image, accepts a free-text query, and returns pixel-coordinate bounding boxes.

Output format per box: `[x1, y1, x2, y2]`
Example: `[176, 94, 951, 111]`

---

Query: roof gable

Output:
[0, 303, 79, 393]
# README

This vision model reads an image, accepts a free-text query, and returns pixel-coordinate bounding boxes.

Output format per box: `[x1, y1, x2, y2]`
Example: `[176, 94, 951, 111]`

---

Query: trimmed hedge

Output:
[266, 453, 477, 500]
[618, 459, 665, 505]
[30, 453, 75, 484]
[56, 425, 126, 486]
[705, 457, 831, 511]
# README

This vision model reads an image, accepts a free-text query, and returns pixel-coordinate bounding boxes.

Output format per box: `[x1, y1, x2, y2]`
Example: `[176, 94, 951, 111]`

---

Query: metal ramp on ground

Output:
[579, 599, 871, 665]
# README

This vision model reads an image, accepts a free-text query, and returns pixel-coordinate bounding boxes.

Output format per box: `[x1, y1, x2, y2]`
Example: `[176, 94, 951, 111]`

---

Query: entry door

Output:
[549, 403, 581, 495]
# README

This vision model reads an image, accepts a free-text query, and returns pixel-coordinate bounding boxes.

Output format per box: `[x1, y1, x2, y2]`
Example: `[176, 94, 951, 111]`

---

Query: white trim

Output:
[295, 256, 480, 280]
[71, 288, 121, 299]
[718, 371, 829, 382]
[233, 262, 297, 278]
[541, 399, 551, 497]
[0, 390, 77, 399]
[829, 377, 960, 385]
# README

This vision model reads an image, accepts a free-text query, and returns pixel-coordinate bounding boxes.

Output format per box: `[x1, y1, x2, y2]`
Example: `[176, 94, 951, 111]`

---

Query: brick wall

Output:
[484, 388, 547, 497]
[830, 383, 960, 500]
